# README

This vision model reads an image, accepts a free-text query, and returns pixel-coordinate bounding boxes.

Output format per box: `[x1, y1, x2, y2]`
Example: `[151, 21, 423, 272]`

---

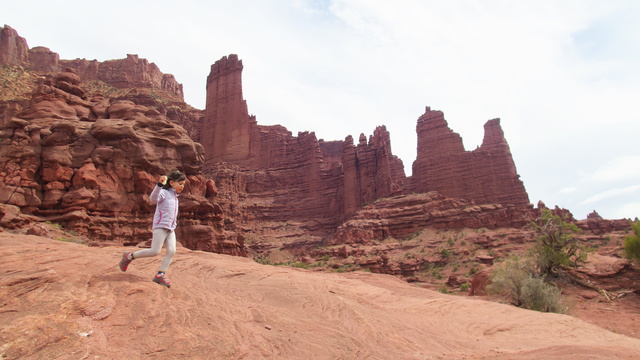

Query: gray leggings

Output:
[132, 228, 176, 272]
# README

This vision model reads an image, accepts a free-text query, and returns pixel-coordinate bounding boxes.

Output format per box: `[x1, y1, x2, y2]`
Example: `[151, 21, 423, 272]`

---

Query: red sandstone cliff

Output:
[201, 55, 531, 241]
[202, 55, 405, 230]
[410, 107, 530, 207]
[0, 26, 242, 255]
[0, 25, 184, 102]
[0, 25, 29, 66]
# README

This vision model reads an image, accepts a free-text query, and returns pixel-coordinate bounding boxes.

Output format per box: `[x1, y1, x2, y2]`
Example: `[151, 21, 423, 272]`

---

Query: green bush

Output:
[520, 276, 566, 313]
[530, 209, 589, 275]
[487, 255, 566, 313]
[624, 220, 640, 265]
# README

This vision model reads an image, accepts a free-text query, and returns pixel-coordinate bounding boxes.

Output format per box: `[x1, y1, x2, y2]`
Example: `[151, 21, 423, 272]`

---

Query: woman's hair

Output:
[163, 168, 186, 189]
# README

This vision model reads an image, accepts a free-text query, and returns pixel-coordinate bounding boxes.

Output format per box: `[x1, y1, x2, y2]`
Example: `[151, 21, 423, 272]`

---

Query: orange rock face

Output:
[200, 55, 531, 242]
[202, 55, 405, 231]
[0, 67, 243, 255]
[0, 25, 29, 66]
[0, 25, 184, 101]
[410, 107, 530, 207]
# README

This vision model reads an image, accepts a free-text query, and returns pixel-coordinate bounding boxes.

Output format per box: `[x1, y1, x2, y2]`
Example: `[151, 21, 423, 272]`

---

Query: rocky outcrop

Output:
[62, 54, 184, 101]
[331, 192, 535, 245]
[0, 25, 184, 101]
[410, 107, 530, 207]
[201, 56, 533, 241]
[202, 55, 406, 230]
[0, 67, 244, 255]
[342, 127, 405, 217]
[0, 25, 29, 66]
[202, 55, 252, 165]
[576, 218, 631, 235]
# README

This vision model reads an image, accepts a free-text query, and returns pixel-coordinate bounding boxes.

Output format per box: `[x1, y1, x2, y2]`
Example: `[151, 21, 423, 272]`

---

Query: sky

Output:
[3, 0, 640, 220]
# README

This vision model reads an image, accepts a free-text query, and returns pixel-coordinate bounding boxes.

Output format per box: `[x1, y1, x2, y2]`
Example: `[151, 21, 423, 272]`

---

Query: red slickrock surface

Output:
[2, 231, 640, 359]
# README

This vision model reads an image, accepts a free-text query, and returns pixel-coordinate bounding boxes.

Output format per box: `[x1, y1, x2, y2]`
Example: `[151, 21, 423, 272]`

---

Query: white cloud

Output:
[589, 155, 640, 183]
[580, 184, 640, 205]
[560, 187, 578, 194]
[612, 202, 640, 220]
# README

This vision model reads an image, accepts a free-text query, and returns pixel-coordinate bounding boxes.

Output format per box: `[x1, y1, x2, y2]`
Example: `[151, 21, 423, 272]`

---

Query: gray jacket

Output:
[150, 185, 179, 230]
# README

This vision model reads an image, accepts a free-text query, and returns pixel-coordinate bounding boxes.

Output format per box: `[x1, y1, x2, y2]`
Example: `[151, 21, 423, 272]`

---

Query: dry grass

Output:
[0, 65, 39, 101]
[81, 80, 127, 98]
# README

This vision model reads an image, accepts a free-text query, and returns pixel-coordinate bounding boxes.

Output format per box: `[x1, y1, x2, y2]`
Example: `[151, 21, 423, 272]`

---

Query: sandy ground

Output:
[2, 231, 640, 359]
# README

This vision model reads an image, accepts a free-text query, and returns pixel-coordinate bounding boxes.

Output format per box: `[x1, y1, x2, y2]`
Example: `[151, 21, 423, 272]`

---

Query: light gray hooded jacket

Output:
[150, 184, 179, 231]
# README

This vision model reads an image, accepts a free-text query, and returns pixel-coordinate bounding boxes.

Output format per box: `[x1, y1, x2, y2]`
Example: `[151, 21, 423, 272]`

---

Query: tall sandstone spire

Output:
[0, 25, 29, 66]
[410, 107, 530, 207]
[202, 54, 257, 166]
[202, 55, 405, 225]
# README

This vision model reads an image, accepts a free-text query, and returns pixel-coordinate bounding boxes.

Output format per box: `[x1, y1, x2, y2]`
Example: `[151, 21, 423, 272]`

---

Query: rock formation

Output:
[409, 107, 530, 207]
[200, 55, 533, 246]
[0, 25, 29, 66]
[202, 55, 405, 230]
[0, 25, 184, 102]
[331, 192, 535, 246]
[1, 26, 637, 308]
[0, 26, 243, 255]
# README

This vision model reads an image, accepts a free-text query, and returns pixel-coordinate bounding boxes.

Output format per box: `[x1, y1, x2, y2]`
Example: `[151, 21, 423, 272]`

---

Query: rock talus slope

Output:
[2, 232, 640, 360]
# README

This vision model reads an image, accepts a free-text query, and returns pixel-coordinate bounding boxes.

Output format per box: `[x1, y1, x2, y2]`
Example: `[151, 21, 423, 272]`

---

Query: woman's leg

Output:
[132, 228, 170, 259]
[159, 230, 176, 272]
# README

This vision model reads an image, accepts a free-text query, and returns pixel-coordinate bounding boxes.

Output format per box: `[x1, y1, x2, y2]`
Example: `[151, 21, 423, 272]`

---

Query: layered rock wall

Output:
[0, 25, 184, 101]
[332, 192, 536, 245]
[202, 55, 406, 229]
[410, 107, 530, 207]
[0, 66, 243, 255]
[0, 25, 29, 66]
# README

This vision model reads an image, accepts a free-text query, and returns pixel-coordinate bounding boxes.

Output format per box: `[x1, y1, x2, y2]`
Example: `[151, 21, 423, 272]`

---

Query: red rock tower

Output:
[202, 54, 259, 167]
[410, 107, 530, 207]
[0, 25, 29, 66]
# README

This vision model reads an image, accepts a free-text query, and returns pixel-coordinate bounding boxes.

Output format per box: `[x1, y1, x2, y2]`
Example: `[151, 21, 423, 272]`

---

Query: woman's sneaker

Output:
[153, 273, 171, 288]
[119, 252, 133, 272]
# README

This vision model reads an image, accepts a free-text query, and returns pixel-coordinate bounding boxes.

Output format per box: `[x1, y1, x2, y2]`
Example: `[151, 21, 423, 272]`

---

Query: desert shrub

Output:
[253, 254, 271, 265]
[439, 248, 451, 258]
[624, 220, 640, 265]
[54, 236, 87, 246]
[0, 65, 38, 100]
[459, 283, 470, 292]
[530, 209, 590, 275]
[519, 276, 566, 313]
[487, 255, 566, 313]
[487, 255, 536, 305]
[82, 80, 126, 98]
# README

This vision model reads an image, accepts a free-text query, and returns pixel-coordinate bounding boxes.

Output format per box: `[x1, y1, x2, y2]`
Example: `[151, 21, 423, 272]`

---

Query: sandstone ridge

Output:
[0, 25, 184, 101]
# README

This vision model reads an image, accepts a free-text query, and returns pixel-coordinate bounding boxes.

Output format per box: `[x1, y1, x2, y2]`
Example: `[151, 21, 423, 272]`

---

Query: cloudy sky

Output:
[4, 0, 639, 220]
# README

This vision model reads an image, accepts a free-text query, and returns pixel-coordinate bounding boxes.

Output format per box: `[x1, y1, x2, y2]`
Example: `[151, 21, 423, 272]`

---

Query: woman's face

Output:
[170, 179, 186, 193]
